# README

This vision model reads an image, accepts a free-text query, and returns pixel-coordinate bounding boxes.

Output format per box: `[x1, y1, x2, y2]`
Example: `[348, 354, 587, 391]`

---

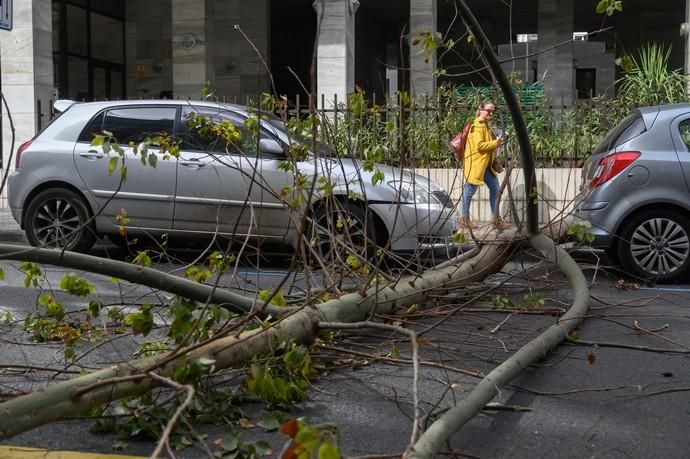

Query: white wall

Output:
[414, 168, 582, 224]
[0, 0, 54, 207]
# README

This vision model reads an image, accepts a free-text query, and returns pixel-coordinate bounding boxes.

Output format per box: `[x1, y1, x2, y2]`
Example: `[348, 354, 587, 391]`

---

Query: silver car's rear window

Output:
[593, 112, 645, 154]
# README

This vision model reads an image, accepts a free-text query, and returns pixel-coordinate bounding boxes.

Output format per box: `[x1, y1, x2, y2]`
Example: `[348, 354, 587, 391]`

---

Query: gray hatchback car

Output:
[8, 99, 456, 258]
[575, 103, 690, 282]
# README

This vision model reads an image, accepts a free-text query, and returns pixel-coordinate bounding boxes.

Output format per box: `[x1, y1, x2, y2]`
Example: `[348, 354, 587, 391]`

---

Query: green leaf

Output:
[345, 255, 361, 269]
[318, 442, 341, 459]
[108, 156, 119, 176]
[0, 268, 4, 280]
[87, 300, 104, 318]
[38, 293, 52, 306]
[257, 412, 282, 431]
[91, 135, 106, 146]
[371, 168, 385, 186]
[148, 153, 158, 168]
[60, 274, 95, 297]
[124, 304, 154, 336]
[22, 262, 43, 288]
[595, 0, 608, 14]
[46, 298, 65, 321]
[219, 433, 239, 451]
[64, 346, 76, 360]
[294, 425, 320, 453]
[451, 232, 469, 244]
[132, 250, 152, 267]
[172, 434, 193, 451]
[254, 441, 273, 455]
[257, 289, 288, 307]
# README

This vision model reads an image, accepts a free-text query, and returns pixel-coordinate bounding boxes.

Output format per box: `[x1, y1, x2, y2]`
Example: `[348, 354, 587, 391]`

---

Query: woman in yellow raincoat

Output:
[459, 101, 510, 230]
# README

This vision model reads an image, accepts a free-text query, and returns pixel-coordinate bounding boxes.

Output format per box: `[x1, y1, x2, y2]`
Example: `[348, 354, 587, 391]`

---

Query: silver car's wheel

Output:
[618, 210, 690, 282]
[310, 202, 380, 265]
[24, 188, 96, 252]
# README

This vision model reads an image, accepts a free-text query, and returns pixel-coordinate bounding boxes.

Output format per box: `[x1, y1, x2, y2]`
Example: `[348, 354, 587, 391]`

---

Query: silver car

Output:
[8, 99, 456, 259]
[575, 104, 690, 282]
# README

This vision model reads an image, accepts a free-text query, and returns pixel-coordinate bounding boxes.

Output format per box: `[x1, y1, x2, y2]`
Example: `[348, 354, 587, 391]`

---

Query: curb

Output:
[0, 232, 27, 244]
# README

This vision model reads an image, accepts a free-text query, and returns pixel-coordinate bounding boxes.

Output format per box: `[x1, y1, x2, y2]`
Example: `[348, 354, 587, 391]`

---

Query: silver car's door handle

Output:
[180, 159, 206, 169]
[79, 150, 104, 159]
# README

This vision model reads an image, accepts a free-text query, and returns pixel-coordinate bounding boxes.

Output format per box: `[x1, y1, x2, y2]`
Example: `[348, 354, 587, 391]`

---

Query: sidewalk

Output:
[0, 207, 27, 243]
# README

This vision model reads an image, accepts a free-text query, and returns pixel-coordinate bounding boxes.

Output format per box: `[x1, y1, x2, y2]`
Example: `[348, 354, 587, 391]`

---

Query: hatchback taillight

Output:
[15, 140, 33, 169]
[588, 151, 640, 189]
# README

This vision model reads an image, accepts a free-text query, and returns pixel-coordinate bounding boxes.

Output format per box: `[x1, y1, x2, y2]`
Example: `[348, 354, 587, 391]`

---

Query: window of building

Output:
[52, 0, 125, 101]
[576, 68, 596, 99]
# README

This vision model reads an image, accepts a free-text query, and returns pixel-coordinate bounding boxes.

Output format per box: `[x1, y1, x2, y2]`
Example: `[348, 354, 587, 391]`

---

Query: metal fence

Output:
[39, 89, 624, 168]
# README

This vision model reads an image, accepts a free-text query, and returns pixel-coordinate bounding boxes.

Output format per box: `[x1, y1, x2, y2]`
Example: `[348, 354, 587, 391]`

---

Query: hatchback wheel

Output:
[309, 202, 380, 266]
[616, 210, 690, 282]
[24, 188, 97, 252]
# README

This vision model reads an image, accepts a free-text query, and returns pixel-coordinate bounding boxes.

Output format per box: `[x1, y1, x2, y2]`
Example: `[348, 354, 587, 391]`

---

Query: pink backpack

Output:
[450, 123, 471, 161]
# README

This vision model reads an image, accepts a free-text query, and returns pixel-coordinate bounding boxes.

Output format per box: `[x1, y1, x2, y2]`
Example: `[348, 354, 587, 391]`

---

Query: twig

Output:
[147, 372, 195, 459]
[322, 345, 483, 378]
[567, 338, 690, 354]
[489, 312, 515, 334]
[633, 320, 689, 350]
[318, 321, 421, 453]
[633, 320, 669, 334]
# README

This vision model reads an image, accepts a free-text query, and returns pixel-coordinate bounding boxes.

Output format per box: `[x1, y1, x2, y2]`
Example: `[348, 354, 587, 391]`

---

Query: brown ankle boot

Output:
[492, 218, 511, 230]
[459, 217, 478, 229]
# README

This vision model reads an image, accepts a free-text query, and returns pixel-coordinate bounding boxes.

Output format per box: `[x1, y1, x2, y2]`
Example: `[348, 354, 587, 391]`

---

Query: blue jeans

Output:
[461, 168, 499, 220]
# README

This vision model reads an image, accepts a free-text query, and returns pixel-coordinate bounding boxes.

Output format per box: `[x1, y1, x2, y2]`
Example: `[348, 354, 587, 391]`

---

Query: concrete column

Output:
[410, 0, 437, 97]
[172, 0, 214, 98]
[213, 0, 270, 102]
[0, 0, 53, 203]
[537, 0, 574, 106]
[126, 0, 173, 99]
[313, 0, 358, 108]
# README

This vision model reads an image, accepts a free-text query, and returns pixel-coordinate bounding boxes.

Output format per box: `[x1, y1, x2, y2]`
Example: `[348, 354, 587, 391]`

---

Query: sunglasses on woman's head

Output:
[482, 108, 496, 114]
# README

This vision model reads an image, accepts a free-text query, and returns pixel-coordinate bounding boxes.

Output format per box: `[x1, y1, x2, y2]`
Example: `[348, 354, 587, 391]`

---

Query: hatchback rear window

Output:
[593, 112, 645, 154]
[78, 112, 105, 142]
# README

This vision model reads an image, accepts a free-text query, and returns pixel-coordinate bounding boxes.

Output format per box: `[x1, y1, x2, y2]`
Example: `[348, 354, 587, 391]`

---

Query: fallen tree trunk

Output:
[408, 233, 590, 457]
[0, 243, 278, 316]
[0, 231, 518, 439]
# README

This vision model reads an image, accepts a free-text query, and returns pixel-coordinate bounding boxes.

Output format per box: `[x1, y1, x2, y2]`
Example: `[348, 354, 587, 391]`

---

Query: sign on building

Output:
[0, 0, 12, 31]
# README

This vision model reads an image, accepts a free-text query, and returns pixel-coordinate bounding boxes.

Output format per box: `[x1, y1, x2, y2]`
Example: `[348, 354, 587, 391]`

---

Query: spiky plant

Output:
[616, 43, 689, 111]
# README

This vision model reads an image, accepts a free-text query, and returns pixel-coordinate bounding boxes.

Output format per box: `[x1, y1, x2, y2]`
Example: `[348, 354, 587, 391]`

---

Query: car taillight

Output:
[15, 140, 33, 168]
[587, 151, 640, 189]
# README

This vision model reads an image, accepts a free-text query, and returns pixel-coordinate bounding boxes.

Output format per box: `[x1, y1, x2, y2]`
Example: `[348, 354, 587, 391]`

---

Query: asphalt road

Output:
[0, 232, 689, 458]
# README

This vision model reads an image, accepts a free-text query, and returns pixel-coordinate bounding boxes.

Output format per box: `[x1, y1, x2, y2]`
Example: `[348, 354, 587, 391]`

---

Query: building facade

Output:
[0, 0, 688, 190]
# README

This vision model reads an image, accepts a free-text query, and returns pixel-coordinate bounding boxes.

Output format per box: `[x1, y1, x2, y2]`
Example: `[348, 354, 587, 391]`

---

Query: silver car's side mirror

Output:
[259, 138, 285, 156]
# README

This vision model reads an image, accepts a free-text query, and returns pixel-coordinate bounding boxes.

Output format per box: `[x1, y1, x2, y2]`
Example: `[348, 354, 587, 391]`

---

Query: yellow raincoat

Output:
[462, 117, 500, 185]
